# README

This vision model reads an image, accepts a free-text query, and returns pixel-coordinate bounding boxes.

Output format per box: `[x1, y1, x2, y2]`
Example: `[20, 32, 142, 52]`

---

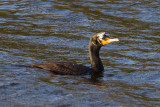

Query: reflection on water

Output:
[0, 0, 160, 106]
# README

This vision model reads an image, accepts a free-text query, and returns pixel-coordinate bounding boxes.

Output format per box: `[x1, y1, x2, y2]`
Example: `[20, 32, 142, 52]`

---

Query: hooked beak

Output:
[101, 38, 119, 45]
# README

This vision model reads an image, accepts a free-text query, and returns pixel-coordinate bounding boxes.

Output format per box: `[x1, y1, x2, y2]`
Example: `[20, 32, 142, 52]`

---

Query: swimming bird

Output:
[31, 32, 119, 75]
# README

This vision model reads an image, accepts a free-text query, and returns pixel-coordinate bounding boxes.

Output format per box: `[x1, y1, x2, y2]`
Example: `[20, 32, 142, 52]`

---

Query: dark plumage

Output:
[31, 32, 119, 75]
[31, 62, 92, 75]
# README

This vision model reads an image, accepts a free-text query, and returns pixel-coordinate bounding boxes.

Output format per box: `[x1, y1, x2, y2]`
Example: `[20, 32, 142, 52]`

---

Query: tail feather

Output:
[30, 63, 50, 70]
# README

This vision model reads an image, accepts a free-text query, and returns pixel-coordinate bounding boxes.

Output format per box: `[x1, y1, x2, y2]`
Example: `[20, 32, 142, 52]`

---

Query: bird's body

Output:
[31, 62, 93, 75]
[31, 32, 119, 75]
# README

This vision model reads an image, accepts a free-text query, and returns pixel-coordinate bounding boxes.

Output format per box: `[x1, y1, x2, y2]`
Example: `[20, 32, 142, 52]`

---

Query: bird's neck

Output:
[89, 42, 104, 72]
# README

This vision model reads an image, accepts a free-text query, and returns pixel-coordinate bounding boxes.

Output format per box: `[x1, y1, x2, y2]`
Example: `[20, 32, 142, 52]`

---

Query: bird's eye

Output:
[102, 34, 110, 40]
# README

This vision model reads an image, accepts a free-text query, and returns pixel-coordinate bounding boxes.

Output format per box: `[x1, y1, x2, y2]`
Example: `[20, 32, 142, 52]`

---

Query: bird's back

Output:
[31, 62, 92, 75]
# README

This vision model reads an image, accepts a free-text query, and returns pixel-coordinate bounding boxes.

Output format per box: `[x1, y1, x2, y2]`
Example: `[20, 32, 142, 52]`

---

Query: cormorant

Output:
[31, 32, 119, 75]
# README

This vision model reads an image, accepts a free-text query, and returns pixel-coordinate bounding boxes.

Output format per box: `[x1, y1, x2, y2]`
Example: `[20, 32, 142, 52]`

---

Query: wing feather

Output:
[31, 62, 92, 75]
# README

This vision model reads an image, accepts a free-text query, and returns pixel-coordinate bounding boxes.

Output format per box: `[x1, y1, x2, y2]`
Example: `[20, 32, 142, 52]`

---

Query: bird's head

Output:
[92, 32, 119, 46]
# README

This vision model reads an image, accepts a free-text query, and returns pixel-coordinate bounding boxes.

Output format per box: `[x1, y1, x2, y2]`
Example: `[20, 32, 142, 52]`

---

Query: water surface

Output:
[0, 0, 160, 106]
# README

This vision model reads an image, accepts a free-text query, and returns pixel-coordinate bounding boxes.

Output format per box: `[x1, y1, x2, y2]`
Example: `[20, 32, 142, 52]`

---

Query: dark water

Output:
[0, 0, 160, 106]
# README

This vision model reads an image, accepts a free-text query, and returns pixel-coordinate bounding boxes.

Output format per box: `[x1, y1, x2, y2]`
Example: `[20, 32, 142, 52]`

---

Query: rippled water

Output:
[0, 0, 160, 106]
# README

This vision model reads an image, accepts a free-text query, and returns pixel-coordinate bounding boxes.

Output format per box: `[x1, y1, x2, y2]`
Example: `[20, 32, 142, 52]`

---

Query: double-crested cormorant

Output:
[31, 32, 119, 75]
